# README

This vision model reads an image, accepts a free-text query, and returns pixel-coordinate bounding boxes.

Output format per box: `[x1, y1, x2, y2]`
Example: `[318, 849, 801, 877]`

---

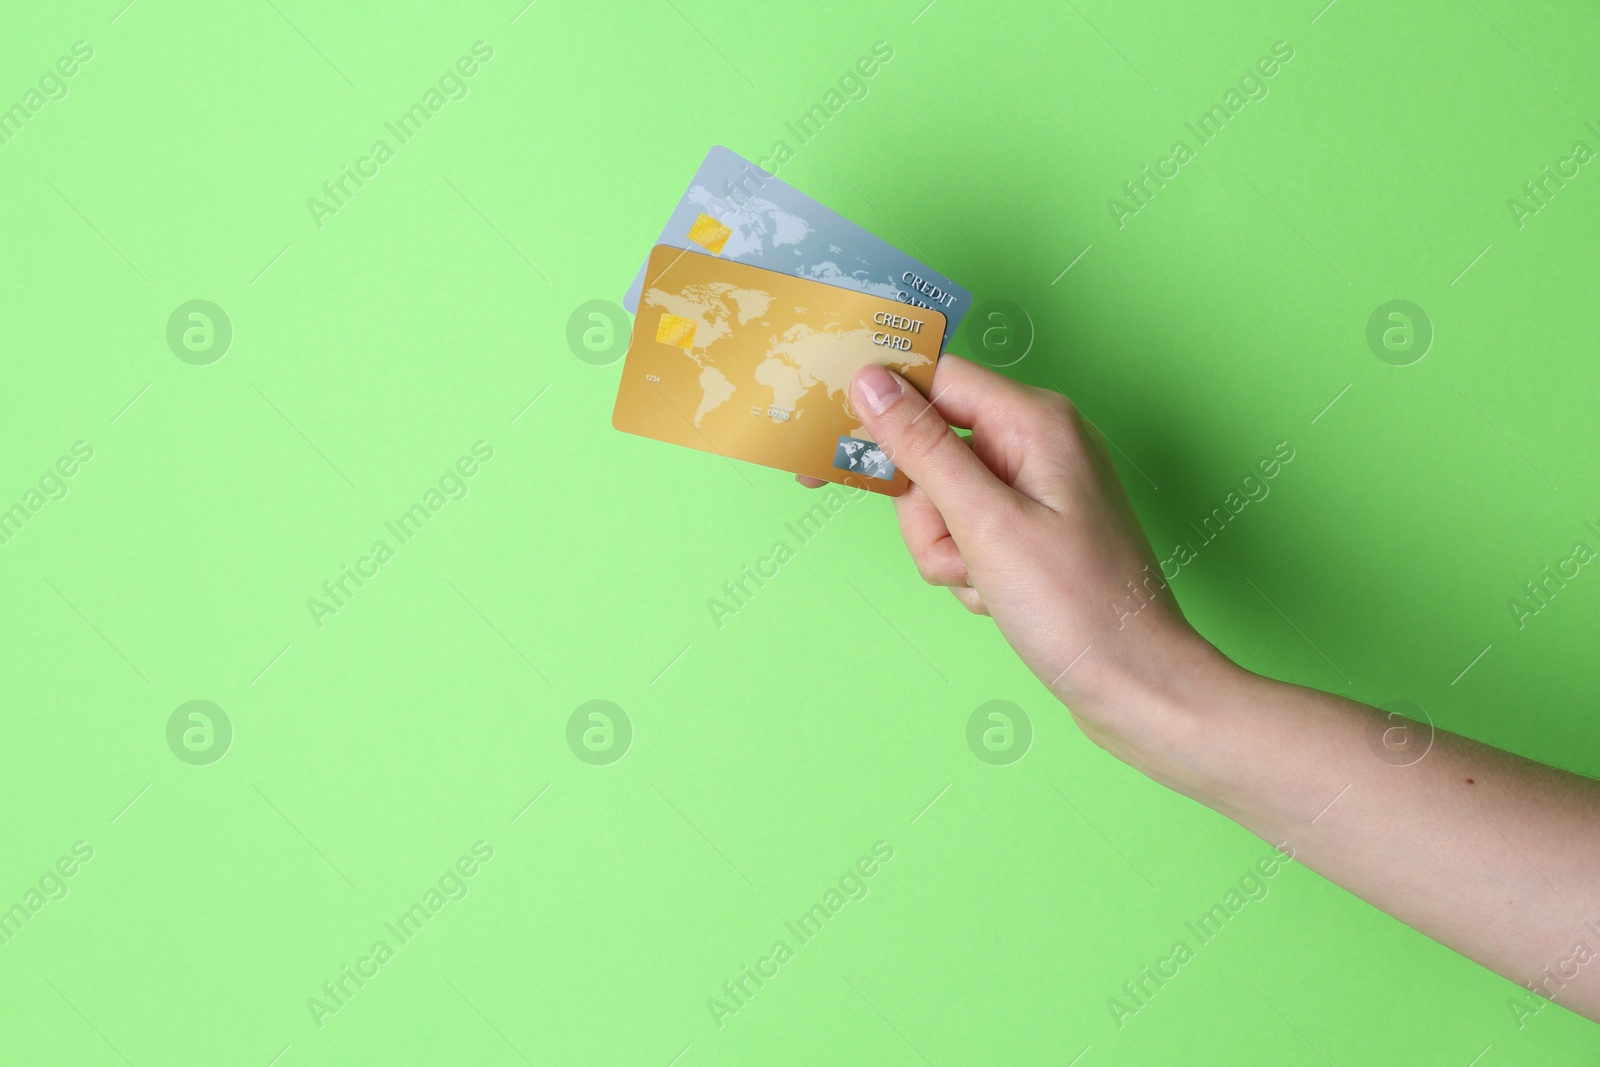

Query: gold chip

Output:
[686, 212, 733, 254]
[655, 313, 697, 349]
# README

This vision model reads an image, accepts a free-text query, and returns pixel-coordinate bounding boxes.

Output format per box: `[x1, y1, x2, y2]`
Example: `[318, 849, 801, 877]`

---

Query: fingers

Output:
[802, 444, 972, 587]
[918, 353, 1036, 432]
[851, 362, 1017, 540]
[949, 585, 989, 615]
[893, 483, 968, 586]
[799, 468, 971, 587]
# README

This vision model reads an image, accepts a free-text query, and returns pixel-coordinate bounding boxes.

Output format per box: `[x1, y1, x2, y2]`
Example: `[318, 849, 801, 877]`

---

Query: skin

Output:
[803, 354, 1600, 1023]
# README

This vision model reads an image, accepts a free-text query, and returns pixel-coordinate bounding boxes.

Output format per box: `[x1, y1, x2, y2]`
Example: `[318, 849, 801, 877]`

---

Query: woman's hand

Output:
[810, 355, 1233, 764]
[813, 356, 1600, 1023]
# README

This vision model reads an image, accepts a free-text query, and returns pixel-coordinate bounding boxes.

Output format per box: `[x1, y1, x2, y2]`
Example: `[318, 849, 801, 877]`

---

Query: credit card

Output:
[622, 145, 970, 347]
[612, 245, 945, 496]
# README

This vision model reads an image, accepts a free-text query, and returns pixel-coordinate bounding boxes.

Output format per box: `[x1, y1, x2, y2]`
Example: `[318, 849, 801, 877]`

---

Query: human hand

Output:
[817, 358, 1600, 1023]
[809, 355, 1230, 755]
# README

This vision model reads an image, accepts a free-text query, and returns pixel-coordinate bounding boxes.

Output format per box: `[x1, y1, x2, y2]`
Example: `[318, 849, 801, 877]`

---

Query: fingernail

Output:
[854, 364, 902, 416]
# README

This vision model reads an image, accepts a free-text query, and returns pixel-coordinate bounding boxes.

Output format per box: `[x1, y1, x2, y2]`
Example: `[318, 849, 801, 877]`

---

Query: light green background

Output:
[2, 0, 1598, 1063]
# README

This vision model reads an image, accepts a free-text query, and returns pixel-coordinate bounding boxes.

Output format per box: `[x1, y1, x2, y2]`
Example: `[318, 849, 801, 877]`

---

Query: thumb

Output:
[851, 362, 1013, 531]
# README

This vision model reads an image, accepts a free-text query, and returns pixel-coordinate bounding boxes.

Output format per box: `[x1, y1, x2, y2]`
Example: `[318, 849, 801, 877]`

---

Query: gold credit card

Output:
[611, 245, 945, 496]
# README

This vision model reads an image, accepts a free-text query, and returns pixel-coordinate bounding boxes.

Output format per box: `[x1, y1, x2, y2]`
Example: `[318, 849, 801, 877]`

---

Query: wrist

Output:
[1064, 628, 1251, 801]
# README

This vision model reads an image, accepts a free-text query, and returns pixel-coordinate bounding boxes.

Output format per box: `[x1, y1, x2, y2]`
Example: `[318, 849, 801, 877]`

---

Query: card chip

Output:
[686, 212, 733, 254]
[655, 313, 697, 349]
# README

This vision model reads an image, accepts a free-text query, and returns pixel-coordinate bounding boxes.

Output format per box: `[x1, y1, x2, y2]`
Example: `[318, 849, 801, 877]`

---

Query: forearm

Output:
[1080, 644, 1600, 1020]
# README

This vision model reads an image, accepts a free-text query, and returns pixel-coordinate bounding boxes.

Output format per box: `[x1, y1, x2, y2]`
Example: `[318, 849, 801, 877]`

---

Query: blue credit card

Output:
[623, 146, 970, 347]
